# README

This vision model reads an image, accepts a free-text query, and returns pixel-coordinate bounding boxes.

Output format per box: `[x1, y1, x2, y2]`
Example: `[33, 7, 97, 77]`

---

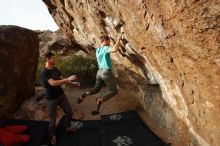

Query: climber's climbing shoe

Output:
[91, 110, 100, 115]
[77, 94, 86, 104]
[91, 97, 103, 115]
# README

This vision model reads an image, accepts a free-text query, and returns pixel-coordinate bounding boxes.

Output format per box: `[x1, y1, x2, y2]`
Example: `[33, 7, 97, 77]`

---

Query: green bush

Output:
[35, 53, 98, 87]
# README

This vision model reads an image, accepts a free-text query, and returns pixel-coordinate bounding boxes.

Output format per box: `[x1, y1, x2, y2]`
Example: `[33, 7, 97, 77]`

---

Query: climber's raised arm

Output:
[109, 34, 122, 53]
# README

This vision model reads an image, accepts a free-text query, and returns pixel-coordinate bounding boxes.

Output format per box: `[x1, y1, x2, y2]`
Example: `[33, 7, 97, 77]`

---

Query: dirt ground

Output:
[13, 85, 173, 145]
[65, 86, 139, 120]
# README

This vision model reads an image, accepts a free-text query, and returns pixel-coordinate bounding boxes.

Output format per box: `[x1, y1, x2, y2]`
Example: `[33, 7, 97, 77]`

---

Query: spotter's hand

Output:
[72, 82, 80, 87]
[66, 75, 77, 83]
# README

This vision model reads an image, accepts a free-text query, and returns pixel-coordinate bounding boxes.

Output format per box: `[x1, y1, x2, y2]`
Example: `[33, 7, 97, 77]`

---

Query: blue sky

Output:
[0, 0, 58, 31]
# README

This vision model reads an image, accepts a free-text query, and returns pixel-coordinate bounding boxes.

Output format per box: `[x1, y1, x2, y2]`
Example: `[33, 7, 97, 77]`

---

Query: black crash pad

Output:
[101, 111, 138, 124]
[55, 117, 101, 146]
[100, 111, 165, 146]
[5, 119, 49, 146]
[54, 111, 166, 146]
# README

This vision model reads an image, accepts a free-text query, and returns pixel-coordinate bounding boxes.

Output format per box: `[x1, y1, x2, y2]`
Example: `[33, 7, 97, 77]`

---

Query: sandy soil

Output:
[13, 85, 173, 145]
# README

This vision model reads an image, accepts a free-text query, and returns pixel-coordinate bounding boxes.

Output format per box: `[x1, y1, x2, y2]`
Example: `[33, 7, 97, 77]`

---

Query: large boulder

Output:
[0, 25, 39, 120]
[36, 29, 85, 56]
[43, 0, 220, 145]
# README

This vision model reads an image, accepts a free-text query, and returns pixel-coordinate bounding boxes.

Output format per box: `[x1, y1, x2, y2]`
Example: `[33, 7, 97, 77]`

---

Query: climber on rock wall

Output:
[77, 34, 122, 115]
[41, 52, 80, 145]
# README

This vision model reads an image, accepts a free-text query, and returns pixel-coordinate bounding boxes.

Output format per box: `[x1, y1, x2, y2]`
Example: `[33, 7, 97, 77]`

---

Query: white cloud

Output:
[0, 0, 58, 31]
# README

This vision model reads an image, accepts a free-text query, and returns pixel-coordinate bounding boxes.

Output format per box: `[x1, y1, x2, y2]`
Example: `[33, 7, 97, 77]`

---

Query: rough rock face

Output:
[37, 29, 85, 56]
[0, 25, 39, 120]
[43, 0, 220, 145]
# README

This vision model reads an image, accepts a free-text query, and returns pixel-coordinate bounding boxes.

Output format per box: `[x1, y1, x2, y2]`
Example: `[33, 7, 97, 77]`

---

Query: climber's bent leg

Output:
[102, 69, 118, 101]
[77, 70, 103, 104]
[87, 70, 104, 95]
[91, 69, 118, 115]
